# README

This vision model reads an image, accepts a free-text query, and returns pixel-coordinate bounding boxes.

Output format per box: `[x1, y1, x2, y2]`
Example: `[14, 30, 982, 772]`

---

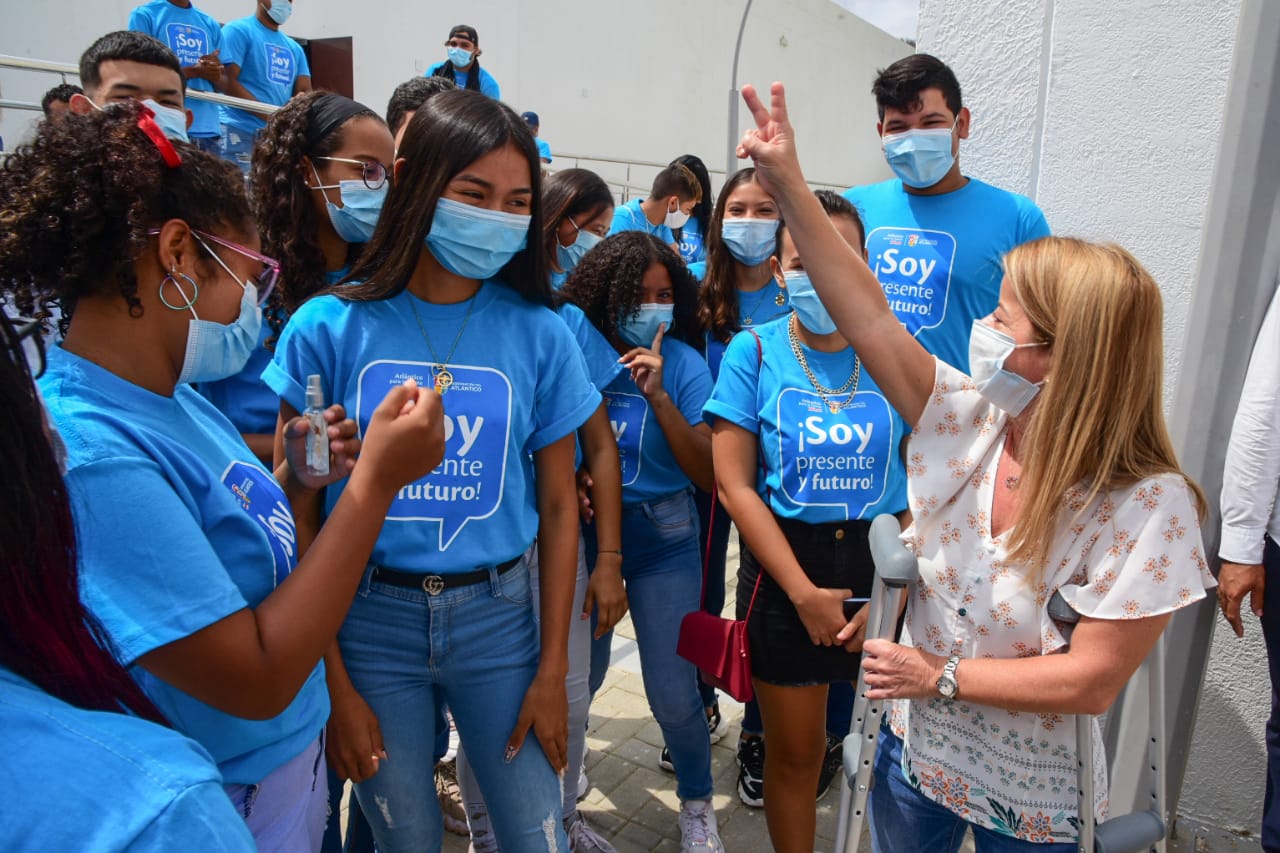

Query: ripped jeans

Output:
[339, 560, 568, 852]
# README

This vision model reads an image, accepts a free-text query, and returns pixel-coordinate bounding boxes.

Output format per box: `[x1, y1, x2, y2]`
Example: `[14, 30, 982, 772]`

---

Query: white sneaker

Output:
[678, 799, 723, 851]
[577, 749, 590, 800]
[566, 812, 617, 852]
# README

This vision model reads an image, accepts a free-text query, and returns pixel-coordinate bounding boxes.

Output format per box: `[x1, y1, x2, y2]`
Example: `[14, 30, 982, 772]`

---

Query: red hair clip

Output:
[136, 104, 182, 169]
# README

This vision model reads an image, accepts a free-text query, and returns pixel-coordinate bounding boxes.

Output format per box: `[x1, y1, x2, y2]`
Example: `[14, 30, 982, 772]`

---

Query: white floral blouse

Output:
[886, 359, 1215, 844]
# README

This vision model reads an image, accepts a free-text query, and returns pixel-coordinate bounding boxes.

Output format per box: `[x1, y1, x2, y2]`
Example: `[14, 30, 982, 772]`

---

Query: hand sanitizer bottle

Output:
[304, 374, 329, 477]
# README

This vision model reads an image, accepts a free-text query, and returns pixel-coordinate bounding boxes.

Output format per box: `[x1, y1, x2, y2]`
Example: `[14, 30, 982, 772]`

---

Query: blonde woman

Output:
[735, 83, 1216, 851]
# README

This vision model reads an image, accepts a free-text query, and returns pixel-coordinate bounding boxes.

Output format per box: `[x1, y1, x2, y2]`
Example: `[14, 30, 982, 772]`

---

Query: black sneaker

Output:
[736, 735, 765, 808]
[816, 733, 842, 801]
[659, 746, 675, 773]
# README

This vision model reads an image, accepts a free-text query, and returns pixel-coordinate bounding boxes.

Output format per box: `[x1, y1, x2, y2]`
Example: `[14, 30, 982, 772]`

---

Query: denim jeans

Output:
[220, 124, 257, 175]
[225, 733, 328, 853]
[458, 537, 594, 850]
[589, 489, 713, 801]
[870, 730, 1075, 853]
[189, 134, 222, 156]
[339, 559, 568, 852]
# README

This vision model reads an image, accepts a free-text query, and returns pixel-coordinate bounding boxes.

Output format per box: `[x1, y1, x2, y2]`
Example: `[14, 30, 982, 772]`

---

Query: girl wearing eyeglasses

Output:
[264, 90, 599, 852]
[194, 93, 394, 467]
[0, 102, 444, 851]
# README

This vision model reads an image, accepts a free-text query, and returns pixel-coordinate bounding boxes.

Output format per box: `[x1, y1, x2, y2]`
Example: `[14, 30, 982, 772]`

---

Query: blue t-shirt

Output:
[704, 278, 792, 383]
[0, 667, 255, 851]
[424, 61, 501, 99]
[677, 217, 707, 265]
[609, 199, 674, 245]
[219, 15, 310, 132]
[39, 347, 329, 785]
[603, 337, 712, 505]
[557, 302, 625, 392]
[535, 138, 553, 163]
[128, 0, 223, 138]
[688, 261, 706, 282]
[704, 319, 907, 522]
[264, 283, 600, 569]
[844, 178, 1049, 372]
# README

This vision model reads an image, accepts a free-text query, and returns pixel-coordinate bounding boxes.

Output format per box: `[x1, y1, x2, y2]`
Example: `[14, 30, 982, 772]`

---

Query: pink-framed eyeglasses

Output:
[148, 228, 281, 306]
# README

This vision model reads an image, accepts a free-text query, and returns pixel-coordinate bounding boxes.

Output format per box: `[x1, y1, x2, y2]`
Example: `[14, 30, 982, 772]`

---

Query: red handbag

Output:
[676, 329, 765, 703]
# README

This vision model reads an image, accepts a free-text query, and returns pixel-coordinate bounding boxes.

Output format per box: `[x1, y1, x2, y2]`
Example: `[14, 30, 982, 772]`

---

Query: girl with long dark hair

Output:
[264, 89, 599, 851]
[670, 154, 713, 266]
[0, 103, 442, 851]
[560, 232, 723, 850]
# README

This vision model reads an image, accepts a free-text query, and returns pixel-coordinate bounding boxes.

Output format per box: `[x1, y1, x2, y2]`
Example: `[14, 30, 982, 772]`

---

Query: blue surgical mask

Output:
[265, 0, 292, 25]
[141, 99, 189, 143]
[881, 122, 957, 189]
[555, 219, 603, 275]
[311, 164, 386, 243]
[619, 303, 674, 348]
[783, 271, 836, 335]
[721, 218, 780, 266]
[173, 279, 262, 384]
[426, 197, 530, 280]
[448, 46, 473, 68]
[968, 320, 1048, 415]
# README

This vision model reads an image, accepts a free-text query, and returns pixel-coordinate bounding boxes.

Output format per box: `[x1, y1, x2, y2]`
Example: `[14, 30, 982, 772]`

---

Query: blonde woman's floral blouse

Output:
[885, 359, 1215, 843]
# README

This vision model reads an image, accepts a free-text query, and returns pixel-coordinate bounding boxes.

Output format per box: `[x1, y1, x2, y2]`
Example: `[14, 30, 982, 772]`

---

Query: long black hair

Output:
[697, 168, 768, 343]
[559, 232, 701, 352]
[542, 168, 614, 271]
[670, 154, 712, 242]
[340, 89, 549, 306]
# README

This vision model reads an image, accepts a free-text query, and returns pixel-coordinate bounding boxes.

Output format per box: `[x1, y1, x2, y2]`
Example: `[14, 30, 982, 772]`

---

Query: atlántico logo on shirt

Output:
[220, 461, 298, 587]
[164, 23, 210, 65]
[867, 227, 956, 336]
[264, 43, 294, 85]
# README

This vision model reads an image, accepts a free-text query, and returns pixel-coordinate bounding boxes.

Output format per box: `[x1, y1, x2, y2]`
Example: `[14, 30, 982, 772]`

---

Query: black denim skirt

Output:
[736, 515, 876, 686]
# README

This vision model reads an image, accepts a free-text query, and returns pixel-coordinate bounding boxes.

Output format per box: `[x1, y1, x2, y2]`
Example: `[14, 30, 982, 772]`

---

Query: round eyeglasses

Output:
[315, 156, 390, 190]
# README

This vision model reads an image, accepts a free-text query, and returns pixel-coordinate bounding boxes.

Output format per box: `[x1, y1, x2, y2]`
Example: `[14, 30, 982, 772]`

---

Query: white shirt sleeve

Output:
[1219, 280, 1280, 563]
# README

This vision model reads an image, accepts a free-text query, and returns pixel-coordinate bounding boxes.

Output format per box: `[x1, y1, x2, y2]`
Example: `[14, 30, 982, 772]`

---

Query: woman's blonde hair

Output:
[1005, 237, 1207, 572]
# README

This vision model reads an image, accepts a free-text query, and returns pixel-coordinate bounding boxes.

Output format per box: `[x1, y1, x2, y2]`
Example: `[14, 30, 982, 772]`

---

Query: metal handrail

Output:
[0, 53, 277, 116]
[556, 149, 854, 192]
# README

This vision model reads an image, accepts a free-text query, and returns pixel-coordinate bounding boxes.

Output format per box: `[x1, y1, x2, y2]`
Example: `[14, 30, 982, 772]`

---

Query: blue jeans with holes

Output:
[588, 489, 713, 801]
[870, 729, 1075, 852]
[339, 560, 568, 852]
[219, 124, 257, 175]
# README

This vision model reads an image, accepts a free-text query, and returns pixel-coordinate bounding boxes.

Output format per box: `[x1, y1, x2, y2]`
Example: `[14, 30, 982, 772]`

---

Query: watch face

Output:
[936, 676, 957, 699]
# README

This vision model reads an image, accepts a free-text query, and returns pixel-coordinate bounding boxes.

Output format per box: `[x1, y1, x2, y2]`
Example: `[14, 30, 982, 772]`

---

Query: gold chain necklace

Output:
[787, 315, 860, 413]
[739, 282, 786, 325]
[408, 290, 478, 394]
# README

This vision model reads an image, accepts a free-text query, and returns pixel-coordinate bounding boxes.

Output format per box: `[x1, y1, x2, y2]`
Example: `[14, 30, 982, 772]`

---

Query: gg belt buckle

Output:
[421, 575, 445, 595]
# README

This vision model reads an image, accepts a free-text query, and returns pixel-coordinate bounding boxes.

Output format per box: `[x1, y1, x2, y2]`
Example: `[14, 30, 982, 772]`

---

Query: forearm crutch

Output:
[1047, 591, 1168, 853]
[834, 513, 919, 853]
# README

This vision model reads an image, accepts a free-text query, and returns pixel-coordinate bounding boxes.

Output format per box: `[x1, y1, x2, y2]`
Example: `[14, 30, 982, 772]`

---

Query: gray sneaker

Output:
[566, 812, 617, 853]
[678, 799, 723, 851]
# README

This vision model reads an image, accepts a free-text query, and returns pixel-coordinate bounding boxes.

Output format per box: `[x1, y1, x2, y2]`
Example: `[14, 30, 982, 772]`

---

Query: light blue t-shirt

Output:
[688, 261, 706, 282]
[557, 302, 625, 392]
[39, 347, 329, 785]
[128, 0, 222, 138]
[704, 318, 908, 522]
[424, 61, 501, 99]
[844, 177, 1050, 372]
[198, 267, 349, 434]
[0, 667, 255, 851]
[704, 278, 791, 383]
[535, 138, 553, 163]
[219, 15, 309, 132]
[264, 283, 600, 570]
[677, 217, 707, 266]
[603, 336, 712, 506]
[609, 199, 674, 245]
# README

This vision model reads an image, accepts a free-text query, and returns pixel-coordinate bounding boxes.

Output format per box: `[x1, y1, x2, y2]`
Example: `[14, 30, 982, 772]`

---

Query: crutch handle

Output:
[1093, 811, 1166, 853]
[1047, 589, 1080, 624]
[868, 514, 917, 587]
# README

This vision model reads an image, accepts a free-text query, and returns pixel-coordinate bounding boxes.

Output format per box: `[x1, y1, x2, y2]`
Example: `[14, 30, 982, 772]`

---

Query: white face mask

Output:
[664, 201, 690, 230]
[968, 320, 1047, 416]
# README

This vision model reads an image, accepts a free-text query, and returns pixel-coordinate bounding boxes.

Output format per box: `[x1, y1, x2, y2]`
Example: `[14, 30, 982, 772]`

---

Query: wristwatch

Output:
[936, 655, 961, 700]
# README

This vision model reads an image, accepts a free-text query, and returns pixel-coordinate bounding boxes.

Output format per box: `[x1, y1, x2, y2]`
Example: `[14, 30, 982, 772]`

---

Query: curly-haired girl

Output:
[559, 231, 723, 850]
[195, 92, 394, 466]
[0, 101, 441, 850]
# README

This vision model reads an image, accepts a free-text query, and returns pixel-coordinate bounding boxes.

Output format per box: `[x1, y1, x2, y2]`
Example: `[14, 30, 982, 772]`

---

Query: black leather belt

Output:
[371, 556, 521, 595]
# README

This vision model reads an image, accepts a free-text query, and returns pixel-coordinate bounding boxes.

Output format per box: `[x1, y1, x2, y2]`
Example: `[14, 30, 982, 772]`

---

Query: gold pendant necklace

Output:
[741, 283, 780, 326]
[787, 315, 860, 413]
[408, 289, 479, 394]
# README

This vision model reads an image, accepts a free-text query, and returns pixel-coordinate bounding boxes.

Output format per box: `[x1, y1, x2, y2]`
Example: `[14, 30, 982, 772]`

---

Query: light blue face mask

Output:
[967, 320, 1048, 415]
[618, 303, 674, 348]
[881, 122, 957, 189]
[555, 218, 603, 275]
[721, 218, 780, 266]
[448, 46, 473, 68]
[265, 0, 292, 25]
[783, 271, 836, 335]
[311, 163, 386, 243]
[162, 272, 262, 385]
[141, 99, 189, 143]
[426, 197, 530, 280]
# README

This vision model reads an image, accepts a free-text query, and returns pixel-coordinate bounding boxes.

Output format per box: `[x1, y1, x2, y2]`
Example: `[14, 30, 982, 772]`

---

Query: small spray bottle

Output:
[304, 374, 329, 477]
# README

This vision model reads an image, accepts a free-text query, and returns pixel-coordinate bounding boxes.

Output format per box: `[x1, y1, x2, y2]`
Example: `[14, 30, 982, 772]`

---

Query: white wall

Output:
[917, 0, 1265, 841]
[0, 0, 910, 193]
